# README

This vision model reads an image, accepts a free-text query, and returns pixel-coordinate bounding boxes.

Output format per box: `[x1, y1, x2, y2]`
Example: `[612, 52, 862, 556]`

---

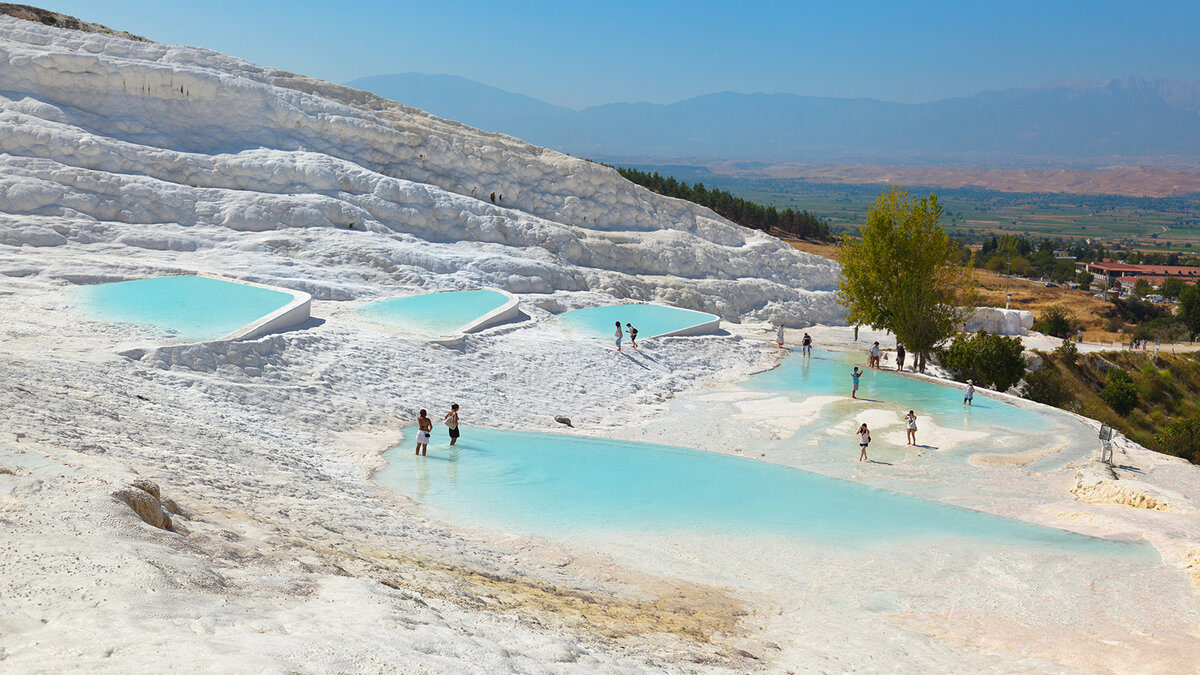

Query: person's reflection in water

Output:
[415, 454, 431, 498]
[446, 445, 459, 488]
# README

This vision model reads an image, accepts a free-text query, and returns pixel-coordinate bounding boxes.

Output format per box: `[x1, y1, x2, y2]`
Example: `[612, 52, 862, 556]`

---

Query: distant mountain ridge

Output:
[348, 74, 1200, 167]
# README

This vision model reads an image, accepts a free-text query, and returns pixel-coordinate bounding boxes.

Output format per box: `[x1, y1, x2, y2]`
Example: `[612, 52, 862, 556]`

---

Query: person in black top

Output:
[625, 323, 638, 349]
[801, 332, 812, 357]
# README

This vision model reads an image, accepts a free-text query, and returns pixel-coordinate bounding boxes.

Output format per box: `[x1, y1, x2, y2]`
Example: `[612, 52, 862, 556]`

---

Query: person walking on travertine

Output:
[858, 423, 871, 462]
[896, 343, 906, 372]
[905, 410, 918, 446]
[776, 324, 785, 348]
[614, 321, 623, 352]
[626, 323, 639, 349]
[869, 341, 881, 369]
[444, 403, 460, 446]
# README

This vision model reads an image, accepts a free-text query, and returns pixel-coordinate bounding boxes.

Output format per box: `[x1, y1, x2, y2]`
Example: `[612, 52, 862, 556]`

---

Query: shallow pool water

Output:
[747, 349, 1051, 433]
[557, 303, 717, 339]
[377, 426, 1145, 557]
[78, 275, 295, 342]
[360, 289, 509, 337]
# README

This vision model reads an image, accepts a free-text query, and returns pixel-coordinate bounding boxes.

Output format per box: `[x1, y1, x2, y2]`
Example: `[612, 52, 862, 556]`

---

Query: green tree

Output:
[1101, 369, 1139, 415]
[1180, 286, 1200, 339]
[1033, 306, 1076, 338]
[1011, 256, 1033, 277]
[1160, 277, 1185, 299]
[1133, 278, 1153, 298]
[937, 330, 1026, 390]
[1021, 364, 1072, 407]
[836, 189, 973, 373]
[1055, 337, 1079, 366]
[1154, 416, 1200, 464]
[1077, 270, 1094, 291]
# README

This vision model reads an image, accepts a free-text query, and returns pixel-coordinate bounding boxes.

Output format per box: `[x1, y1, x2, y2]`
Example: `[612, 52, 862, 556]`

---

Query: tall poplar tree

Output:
[836, 188, 975, 372]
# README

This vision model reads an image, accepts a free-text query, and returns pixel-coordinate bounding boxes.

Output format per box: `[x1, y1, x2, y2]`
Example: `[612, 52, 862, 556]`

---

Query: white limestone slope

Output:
[6, 15, 1198, 675]
[0, 15, 840, 322]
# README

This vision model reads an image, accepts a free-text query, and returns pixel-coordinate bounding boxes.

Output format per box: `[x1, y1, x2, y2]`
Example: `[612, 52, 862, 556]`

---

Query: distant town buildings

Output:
[1075, 260, 1200, 291]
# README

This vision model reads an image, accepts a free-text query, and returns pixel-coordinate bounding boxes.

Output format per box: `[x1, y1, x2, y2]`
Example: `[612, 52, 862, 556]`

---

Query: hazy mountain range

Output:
[348, 74, 1200, 167]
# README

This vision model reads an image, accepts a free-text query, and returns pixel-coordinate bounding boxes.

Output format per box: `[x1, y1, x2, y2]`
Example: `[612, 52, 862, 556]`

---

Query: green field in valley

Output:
[629, 167, 1200, 249]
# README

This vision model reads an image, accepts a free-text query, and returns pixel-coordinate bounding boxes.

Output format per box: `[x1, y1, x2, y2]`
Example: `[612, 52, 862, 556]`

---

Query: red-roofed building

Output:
[1075, 261, 1200, 286]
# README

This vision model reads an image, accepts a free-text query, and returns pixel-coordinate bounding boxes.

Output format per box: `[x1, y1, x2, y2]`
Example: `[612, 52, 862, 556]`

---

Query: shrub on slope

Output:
[1024, 349, 1200, 464]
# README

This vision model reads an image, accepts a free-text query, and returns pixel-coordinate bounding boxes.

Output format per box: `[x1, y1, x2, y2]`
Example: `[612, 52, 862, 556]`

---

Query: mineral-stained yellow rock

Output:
[114, 486, 172, 530]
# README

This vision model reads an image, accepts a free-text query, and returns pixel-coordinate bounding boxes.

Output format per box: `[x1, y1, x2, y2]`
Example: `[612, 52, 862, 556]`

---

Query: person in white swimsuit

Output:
[905, 410, 917, 446]
[416, 409, 432, 456]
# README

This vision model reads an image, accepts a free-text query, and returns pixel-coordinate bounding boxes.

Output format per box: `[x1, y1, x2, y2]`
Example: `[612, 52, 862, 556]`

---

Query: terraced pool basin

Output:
[557, 303, 719, 340]
[747, 349, 1051, 434]
[377, 426, 1143, 557]
[360, 289, 516, 338]
[77, 274, 308, 342]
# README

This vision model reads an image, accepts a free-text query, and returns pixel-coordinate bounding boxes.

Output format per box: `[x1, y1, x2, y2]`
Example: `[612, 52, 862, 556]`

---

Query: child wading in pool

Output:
[858, 423, 871, 462]
[964, 380, 974, 406]
[415, 409, 432, 456]
[905, 410, 917, 445]
[626, 323, 638, 349]
[444, 403, 460, 446]
[614, 321, 623, 352]
[851, 366, 861, 399]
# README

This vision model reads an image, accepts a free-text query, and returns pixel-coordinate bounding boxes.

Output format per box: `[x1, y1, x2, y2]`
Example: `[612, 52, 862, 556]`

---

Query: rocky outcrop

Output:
[113, 480, 176, 530]
[963, 307, 1034, 336]
[1070, 460, 1171, 511]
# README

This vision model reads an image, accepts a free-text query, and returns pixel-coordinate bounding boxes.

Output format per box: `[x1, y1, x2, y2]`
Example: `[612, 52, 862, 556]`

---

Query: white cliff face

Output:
[0, 15, 841, 324]
[963, 307, 1034, 335]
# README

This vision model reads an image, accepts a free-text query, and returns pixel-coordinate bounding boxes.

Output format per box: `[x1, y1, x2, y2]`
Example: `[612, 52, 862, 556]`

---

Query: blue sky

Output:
[40, 0, 1200, 109]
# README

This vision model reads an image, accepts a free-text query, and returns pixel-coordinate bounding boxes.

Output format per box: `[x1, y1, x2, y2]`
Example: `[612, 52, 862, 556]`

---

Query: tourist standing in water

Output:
[964, 380, 975, 406]
[869, 341, 881, 368]
[851, 366, 861, 399]
[416, 409, 432, 455]
[802, 332, 812, 357]
[896, 343, 906, 371]
[614, 321, 623, 352]
[905, 410, 918, 445]
[776, 324, 785, 348]
[858, 423, 871, 462]
[626, 323, 638, 349]
[444, 403, 460, 446]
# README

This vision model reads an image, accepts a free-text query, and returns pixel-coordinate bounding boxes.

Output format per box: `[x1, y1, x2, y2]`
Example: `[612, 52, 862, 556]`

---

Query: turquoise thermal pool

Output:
[747, 348, 1052, 433]
[557, 303, 718, 339]
[377, 426, 1144, 557]
[78, 275, 296, 342]
[360, 289, 510, 337]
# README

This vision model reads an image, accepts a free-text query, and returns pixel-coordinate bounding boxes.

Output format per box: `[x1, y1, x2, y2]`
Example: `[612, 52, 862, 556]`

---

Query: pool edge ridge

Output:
[455, 288, 521, 335]
[200, 273, 312, 341]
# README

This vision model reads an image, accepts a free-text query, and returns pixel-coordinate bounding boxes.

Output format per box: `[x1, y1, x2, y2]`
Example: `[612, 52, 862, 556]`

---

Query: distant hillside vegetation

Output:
[1024, 348, 1200, 464]
[616, 167, 832, 241]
